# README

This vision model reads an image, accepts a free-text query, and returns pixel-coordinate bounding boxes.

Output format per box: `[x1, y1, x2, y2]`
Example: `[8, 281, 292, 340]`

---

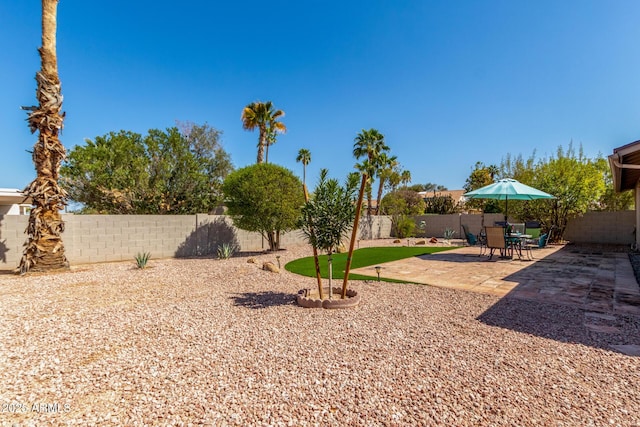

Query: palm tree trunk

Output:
[375, 177, 386, 216]
[342, 173, 367, 298]
[18, 0, 68, 274]
[256, 127, 266, 164]
[303, 183, 324, 299]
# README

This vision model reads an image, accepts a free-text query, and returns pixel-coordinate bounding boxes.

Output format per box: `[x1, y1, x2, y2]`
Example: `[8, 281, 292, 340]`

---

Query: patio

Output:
[351, 243, 640, 355]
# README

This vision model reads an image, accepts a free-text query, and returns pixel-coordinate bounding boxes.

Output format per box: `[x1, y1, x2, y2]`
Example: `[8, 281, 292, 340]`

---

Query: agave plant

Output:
[216, 243, 237, 260]
[135, 252, 151, 269]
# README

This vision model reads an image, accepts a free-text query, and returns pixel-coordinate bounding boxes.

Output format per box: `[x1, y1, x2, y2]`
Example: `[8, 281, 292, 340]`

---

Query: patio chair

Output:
[485, 226, 508, 260]
[523, 232, 551, 260]
[462, 224, 487, 256]
[461, 224, 477, 245]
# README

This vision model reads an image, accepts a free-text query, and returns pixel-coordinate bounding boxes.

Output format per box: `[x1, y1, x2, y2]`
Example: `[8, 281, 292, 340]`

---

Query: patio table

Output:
[506, 233, 532, 260]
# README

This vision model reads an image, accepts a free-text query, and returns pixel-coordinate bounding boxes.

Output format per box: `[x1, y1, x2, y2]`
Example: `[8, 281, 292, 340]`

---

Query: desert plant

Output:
[300, 169, 358, 299]
[217, 243, 236, 259]
[443, 228, 456, 244]
[135, 252, 151, 269]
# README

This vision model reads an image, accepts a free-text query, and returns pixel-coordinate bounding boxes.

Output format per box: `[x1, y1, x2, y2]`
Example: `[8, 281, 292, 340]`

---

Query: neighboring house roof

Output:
[0, 188, 30, 205]
[609, 140, 640, 192]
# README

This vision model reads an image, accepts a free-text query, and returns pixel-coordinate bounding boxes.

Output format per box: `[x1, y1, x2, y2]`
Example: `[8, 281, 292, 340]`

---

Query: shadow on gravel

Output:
[231, 291, 296, 309]
[477, 297, 639, 351]
[477, 245, 640, 352]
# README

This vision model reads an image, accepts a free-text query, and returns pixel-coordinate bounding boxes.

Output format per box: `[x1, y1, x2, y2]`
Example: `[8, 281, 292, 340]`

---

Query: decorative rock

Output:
[262, 261, 279, 273]
[247, 258, 256, 264]
[393, 239, 402, 243]
[429, 237, 438, 243]
[415, 240, 426, 245]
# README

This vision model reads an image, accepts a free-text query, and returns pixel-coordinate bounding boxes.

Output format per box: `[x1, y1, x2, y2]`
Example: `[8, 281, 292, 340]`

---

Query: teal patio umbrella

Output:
[463, 178, 555, 222]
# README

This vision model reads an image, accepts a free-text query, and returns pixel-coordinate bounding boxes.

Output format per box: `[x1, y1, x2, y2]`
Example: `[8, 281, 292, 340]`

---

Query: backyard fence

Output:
[0, 214, 392, 270]
[0, 211, 633, 270]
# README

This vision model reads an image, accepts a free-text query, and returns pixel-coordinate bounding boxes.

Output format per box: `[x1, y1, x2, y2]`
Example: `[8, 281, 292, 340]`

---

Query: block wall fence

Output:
[0, 214, 392, 270]
[0, 211, 633, 270]
[413, 211, 636, 247]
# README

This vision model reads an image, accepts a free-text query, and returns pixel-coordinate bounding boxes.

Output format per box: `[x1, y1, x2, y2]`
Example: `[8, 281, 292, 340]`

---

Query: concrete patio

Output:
[351, 243, 640, 355]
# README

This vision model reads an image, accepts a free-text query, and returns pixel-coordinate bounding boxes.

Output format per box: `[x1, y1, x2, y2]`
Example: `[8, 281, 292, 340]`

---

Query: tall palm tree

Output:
[241, 101, 286, 164]
[400, 169, 412, 187]
[296, 148, 311, 187]
[375, 154, 398, 216]
[18, 0, 68, 274]
[353, 128, 389, 216]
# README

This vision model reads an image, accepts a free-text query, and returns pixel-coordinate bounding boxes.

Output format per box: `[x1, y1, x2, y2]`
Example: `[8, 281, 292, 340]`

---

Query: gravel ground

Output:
[1, 241, 639, 426]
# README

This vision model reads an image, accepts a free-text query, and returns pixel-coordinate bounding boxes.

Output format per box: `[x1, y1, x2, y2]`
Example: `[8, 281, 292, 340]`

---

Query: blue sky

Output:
[2, 1, 640, 192]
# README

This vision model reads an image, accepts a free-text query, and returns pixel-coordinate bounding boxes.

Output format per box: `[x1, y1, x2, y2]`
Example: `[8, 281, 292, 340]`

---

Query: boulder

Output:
[262, 261, 279, 273]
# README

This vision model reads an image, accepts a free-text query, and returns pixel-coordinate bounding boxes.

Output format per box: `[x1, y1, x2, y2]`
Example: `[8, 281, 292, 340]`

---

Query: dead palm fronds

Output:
[17, 0, 68, 274]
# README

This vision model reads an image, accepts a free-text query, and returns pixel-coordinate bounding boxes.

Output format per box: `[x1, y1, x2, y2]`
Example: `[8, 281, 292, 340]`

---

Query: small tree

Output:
[300, 169, 358, 299]
[381, 190, 426, 238]
[223, 164, 304, 251]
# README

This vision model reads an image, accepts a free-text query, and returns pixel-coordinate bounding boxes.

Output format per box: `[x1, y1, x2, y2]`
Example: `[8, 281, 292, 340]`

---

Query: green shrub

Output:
[135, 252, 151, 269]
[395, 215, 416, 238]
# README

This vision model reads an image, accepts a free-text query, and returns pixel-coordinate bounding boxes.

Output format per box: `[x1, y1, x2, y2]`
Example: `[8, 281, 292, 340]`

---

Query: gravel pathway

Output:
[1, 243, 639, 426]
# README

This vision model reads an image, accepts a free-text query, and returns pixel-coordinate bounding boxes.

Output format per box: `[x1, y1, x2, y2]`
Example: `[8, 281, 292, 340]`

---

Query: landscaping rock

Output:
[262, 261, 279, 273]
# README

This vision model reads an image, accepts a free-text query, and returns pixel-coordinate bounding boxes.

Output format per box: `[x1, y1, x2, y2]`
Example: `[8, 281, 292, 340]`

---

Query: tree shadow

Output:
[0, 215, 9, 265]
[230, 291, 296, 309]
[175, 216, 239, 258]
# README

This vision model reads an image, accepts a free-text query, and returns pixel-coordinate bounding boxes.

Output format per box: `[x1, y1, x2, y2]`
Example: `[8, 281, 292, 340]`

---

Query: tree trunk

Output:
[375, 177, 386, 216]
[342, 173, 367, 298]
[256, 127, 266, 164]
[18, 0, 68, 274]
[303, 183, 324, 300]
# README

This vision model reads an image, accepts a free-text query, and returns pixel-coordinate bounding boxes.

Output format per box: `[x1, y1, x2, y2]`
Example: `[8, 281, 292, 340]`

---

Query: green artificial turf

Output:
[285, 246, 457, 283]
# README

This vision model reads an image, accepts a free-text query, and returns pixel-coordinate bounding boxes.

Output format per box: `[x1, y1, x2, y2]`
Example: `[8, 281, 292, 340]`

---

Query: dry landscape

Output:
[1, 242, 639, 426]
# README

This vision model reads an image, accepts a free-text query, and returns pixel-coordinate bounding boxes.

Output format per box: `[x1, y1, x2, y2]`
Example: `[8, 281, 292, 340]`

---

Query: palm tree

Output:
[18, 0, 68, 274]
[241, 101, 286, 164]
[353, 129, 389, 216]
[375, 154, 398, 216]
[296, 148, 311, 187]
[342, 128, 389, 298]
[400, 170, 412, 187]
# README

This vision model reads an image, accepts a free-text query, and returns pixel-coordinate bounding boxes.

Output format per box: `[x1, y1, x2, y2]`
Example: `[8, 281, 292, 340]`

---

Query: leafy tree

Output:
[527, 145, 605, 240]
[296, 148, 311, 188]
[300, 169, 358, 296]
[408, 183, 448, 192]
[19, 0, 68, 273]
[463, 162, 501, 213]
[424, 194, 458, 214]
[353, 128, 390, 216]
[593, 156, 634, 211]
[241, 101, 286, 164]
[61, 124, 233, 214]
[223, 163, 304, 251]
[381, 190, 426, 237]
[495, 143, 608, 241]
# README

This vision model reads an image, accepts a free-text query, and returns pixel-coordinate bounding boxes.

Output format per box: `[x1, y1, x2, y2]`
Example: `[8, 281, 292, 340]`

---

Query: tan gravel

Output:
[1, 241, 639, 426]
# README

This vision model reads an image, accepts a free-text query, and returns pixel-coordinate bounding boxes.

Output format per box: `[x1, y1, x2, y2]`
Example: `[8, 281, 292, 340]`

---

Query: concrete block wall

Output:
[413, 213, 505, 239]
[564, 211, 636, 245]
[0, 214, 393, 270]
[0, 214, 28, 269]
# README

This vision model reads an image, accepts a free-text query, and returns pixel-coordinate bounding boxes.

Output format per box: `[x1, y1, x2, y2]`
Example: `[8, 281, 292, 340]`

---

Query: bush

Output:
[395, 215, 416, 238]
